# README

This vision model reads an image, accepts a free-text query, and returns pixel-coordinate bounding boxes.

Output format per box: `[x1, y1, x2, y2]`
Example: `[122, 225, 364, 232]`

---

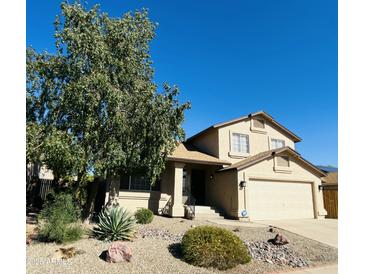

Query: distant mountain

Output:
[316, 165, 338, 173]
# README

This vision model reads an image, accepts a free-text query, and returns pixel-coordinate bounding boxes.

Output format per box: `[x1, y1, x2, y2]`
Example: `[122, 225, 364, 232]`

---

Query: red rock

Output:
[106, 241, 132, 263]
[269, 233, 289, 245]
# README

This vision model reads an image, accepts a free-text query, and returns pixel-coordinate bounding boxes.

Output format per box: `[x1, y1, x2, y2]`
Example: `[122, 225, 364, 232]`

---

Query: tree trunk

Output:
[82, 178, 100, 224]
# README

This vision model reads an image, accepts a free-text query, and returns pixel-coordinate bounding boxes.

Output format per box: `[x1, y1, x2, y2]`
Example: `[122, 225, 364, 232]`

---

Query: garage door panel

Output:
[248, 179, 314, 220]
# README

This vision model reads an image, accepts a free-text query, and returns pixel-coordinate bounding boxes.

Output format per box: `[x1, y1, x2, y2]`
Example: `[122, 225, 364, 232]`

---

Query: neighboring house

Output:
[321, 171, 338, 219]
[106, 111, 328, 221]
[26, 163, 55, 206]
[27, 162, 54, 181]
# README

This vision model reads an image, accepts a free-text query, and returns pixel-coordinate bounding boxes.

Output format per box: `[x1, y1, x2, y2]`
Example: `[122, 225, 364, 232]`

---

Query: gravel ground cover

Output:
[246, 241, 309, 267]
[27, 216, 337, 274]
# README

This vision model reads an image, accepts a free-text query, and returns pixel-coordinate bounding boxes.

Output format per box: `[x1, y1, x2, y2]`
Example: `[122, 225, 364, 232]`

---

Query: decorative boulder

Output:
[106, 241, 132, 263]
[268, 233, 289, 245]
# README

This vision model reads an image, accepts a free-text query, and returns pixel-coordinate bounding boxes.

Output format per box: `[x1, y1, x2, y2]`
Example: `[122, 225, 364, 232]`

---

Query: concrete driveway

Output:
[254, 219, 338, 248]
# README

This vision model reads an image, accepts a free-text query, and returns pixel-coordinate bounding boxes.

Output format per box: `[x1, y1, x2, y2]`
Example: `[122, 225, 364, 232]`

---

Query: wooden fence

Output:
[323, 184, 338, 219]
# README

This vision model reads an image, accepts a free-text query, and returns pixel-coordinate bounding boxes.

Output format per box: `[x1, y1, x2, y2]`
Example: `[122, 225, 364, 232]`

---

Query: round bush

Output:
[135, 208, 154, 224]
[181, 225, 251, 270]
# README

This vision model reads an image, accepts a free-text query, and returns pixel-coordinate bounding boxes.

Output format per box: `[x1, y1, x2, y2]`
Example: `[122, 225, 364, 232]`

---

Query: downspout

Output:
[242, 171, 247, 211]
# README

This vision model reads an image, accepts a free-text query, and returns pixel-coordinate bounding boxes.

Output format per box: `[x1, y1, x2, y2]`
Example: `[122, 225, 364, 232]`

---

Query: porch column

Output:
[169, 162, 185, 217]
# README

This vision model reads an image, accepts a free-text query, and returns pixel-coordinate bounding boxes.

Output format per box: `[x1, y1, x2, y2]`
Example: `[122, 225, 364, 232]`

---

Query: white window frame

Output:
[229, 132, 250, 157]
[271, 138, 285, 149]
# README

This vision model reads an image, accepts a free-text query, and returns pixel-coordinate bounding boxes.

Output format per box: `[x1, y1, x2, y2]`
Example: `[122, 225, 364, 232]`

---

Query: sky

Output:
[27, 0, 338, 167]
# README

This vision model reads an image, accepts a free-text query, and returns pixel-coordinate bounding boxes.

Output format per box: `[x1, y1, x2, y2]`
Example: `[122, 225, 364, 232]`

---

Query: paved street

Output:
[279, 264, 337, 274]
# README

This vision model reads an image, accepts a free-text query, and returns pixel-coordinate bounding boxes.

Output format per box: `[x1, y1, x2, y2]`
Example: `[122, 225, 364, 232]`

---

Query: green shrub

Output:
[135, 208, 154, 224]
[64, 224, 84, 242]
[39, 222, 84, 243]
[93, 206, 136, 241]
[38, 193, 83, 243]
[40, 192, 81, 222]
[181, 225, 251, 270]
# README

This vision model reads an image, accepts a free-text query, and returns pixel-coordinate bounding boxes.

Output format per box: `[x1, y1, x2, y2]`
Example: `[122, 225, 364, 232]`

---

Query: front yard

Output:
[26, 215, 337, 274]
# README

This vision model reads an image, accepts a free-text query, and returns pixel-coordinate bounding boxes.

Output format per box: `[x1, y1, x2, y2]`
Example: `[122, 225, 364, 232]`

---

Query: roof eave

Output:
[218, 147, 325, 177]
[273, 147, 326, 177]
[187, 111, 302, 143]
[166, 156, 231, 166]
[250, 112, 302, 142]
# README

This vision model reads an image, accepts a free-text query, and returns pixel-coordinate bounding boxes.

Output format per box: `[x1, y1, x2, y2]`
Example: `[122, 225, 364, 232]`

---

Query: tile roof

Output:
[218, 146, 326, 177]
[167, 142, 231, 165]
[218, 147, 288, 171]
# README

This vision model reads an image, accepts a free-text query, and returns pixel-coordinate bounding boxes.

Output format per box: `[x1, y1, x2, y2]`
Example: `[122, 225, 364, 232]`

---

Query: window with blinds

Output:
[271, 138, 285, 149]
[231, 133, 250, 153]
[277, 156, 290, 167]
[253, 119, 265, 129]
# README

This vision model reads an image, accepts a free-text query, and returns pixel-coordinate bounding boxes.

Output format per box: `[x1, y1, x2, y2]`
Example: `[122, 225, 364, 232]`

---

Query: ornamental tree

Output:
[26, 2, 190, 220]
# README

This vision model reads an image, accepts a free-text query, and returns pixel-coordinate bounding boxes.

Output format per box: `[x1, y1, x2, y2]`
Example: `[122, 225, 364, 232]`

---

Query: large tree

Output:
[27, 2, 190, 220]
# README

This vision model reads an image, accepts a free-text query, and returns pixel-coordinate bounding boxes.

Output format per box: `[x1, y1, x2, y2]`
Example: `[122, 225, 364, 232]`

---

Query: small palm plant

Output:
[93, 206, 136, 241]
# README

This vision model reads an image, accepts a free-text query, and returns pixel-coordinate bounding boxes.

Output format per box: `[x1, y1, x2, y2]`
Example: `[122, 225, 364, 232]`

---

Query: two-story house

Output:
[106, 111, 327, 221]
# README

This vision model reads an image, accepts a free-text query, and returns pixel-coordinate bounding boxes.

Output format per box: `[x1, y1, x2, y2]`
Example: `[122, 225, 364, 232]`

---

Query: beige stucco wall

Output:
[104, 171, 173, 215]
[206, 169, 238, 218]
[218, 118, 295, 164]
[190, 129, 219, 157]
[160, 162, 175, 196]
[236, 154, 326, 220]
[115, 191, 171, 214]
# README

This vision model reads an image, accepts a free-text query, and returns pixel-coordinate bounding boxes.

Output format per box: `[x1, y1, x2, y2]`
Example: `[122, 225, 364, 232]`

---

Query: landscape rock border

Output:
[245, 241, 310, 268]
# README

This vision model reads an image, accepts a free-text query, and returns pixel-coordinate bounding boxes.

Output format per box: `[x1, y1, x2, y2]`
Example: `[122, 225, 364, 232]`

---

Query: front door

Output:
[191, 169, 205, 205]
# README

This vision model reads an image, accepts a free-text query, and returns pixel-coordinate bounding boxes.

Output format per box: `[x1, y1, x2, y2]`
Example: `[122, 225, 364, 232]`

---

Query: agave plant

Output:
[93, 206, 136, 241]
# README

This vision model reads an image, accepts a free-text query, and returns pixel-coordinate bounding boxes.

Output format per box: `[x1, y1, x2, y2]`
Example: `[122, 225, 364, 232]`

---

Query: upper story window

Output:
[231, 133, 250, 154]
[271, 138, 285, 149]
[253, 119, 265, 129]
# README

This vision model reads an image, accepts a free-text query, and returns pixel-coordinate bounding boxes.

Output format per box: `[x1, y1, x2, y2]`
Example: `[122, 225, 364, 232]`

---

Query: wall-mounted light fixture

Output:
[318, 184, 324, 191]
[209, 174, 214, 181]
[239, 181, 247, 188]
